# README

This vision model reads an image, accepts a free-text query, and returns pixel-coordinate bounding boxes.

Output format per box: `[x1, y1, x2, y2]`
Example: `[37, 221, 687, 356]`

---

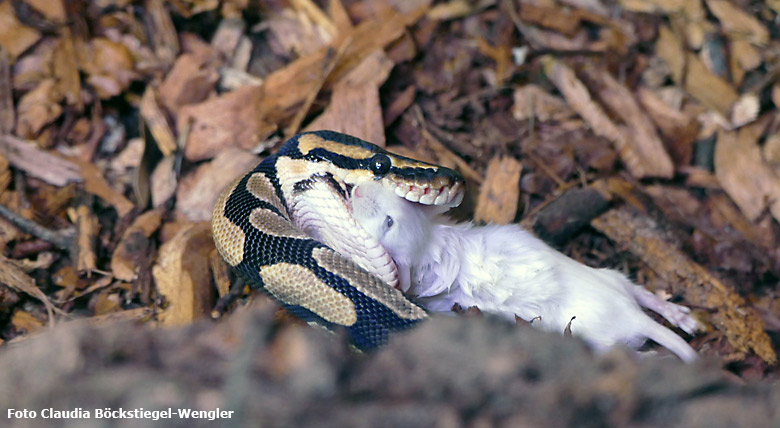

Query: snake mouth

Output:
[393, 181, 464, 206]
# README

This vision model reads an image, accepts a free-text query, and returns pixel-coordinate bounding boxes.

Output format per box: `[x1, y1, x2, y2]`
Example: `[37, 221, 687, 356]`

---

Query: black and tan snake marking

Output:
[212, 131, 464, 350]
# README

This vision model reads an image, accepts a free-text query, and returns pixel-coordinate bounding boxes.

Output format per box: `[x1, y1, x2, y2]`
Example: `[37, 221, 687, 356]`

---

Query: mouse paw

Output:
[657, 302, 700, 335]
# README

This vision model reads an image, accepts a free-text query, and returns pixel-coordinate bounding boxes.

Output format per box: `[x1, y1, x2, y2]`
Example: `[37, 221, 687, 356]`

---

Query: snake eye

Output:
[384, 215, 394, 230]
[370, 154, 391, 176]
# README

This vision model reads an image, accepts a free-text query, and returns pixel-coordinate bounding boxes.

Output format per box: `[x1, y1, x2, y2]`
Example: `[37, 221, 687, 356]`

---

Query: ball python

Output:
[211, 130, 465, 350]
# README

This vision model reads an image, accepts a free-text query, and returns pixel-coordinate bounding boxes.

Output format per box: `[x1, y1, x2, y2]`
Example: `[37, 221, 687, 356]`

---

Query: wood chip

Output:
[0, 45, 14, 134]
[474, 156, 522, 225]
[176, 148, 259, 221]
[257, 4, 429, 128]
[512, 84, 574, 122]
[306, 50, 394, 146]
[111, 209, 163, 282]
[592, 206, 776, 364]
[11, 310, 44, 334]
[153, 222, 215, 326]
[179, 85, 276, 161]
[150, 155, 177, 208]
[706, 0, 769, 45]
[145, 0, 179, 67]
[52, 31, 82, 109]
[73, 205, 98, 276]
[542, 57, 672, 178]
[636, 86, 699, 165]
[210, 248, 231, 298]
[74, 160, 135, 217]
[0, 1, 41, 59]
[0, 135, 82, 186]
[159, 53, 219, 114]
[580, 66, 674, 178]
[140, 86, 178, 156]
[15, 78, 62, 138]
[714, 120, 780, 223]
[81, 38, 137, 99]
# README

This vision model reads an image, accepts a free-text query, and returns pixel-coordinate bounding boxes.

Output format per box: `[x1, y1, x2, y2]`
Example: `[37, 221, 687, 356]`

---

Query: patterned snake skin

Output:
[211, 131, 464, 350]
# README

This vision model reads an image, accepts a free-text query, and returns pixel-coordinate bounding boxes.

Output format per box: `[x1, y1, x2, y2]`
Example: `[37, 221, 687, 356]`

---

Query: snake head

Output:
[294, 131, 466, 208]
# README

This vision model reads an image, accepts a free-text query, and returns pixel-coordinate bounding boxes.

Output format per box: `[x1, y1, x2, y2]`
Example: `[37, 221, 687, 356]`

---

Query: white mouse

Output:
[350, 181, 700, 362]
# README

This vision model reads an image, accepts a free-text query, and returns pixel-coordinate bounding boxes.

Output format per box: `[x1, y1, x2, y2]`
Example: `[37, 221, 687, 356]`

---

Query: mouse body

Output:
[350, 181, 699, 362]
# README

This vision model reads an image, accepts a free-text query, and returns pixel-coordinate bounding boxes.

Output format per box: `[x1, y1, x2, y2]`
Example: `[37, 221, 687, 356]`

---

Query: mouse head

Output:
[350, 181, 444, 264]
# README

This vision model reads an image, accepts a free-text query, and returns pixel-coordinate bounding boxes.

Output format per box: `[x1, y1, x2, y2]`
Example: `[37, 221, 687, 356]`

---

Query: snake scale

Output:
[212, 131, 465, 350]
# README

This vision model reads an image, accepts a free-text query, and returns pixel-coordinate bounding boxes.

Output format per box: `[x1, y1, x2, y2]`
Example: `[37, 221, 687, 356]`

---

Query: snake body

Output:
[212, 131, 464, 350]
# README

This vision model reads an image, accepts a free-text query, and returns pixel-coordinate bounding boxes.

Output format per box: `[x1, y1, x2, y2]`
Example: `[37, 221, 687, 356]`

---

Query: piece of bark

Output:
[257, 4, 429, 128]
[0, 135, 82, 186]
[306, 50, 394, 146]
[636, 87, 699, 166]
[580, 66, 674, 178]
[0, 46, 13, 134]
[291, 0, 338, 37]
[714, 120, 780, 223]
[72, 205, 97, 276]
[80, 38, 137, 100]
[730, 94, 760, 128]
[528, 186, 611, 247]
[383, 85, 416, 126]
[15, 78, 63, 138]
[542, 57, 670, 178]
[74, 160, 134, 217]
[656, 25, 738, 118]
[706, 0, 769, 45]
[473, 156, 522, 225]
[153, 222, 215, 326]
[210, 18, 245, 60]
[145, 0, 179, 67]
[512, 84, 574, 123]
[176, 148, 259, 222]
[265, 8, 333, 57]
[150, 155, 177, 208]
[179, 85, 277, 161]
[0, 1, 41, 59]
[52, 30, 82, 109]
[140, 86, 177, 156]
[591, 206, 776, 364]
[111, 209, 164, 282]
[159, 53, 219, 114]
[11, 310, 44, 335]
[329, 0, 353, 31]
[210, 248, 231, 299]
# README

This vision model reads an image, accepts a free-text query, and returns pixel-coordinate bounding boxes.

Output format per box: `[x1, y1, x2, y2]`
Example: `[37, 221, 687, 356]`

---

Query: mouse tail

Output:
[642, 318, 698, 363]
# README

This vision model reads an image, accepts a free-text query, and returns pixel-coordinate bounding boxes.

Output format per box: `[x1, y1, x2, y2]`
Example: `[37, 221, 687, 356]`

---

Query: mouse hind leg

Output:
[628, 284, 700, 335]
